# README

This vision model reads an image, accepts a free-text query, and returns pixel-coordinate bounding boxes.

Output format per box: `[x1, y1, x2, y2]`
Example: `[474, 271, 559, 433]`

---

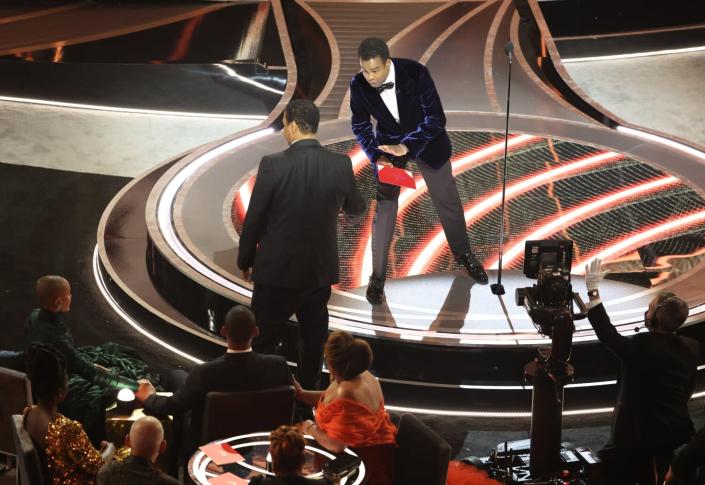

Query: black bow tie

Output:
[375, 82, 394, 93]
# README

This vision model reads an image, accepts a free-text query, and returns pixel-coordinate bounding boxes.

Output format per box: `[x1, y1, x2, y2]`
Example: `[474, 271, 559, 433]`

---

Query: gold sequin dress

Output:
[44, 413, 105, 484]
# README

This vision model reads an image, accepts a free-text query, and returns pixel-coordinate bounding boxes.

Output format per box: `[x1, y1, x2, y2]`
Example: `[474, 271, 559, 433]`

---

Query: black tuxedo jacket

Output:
[237, 139, 366, 288]
[350, 58, 452, 171]
[143, 352, 292, 444]
[587, 303, 700, 449]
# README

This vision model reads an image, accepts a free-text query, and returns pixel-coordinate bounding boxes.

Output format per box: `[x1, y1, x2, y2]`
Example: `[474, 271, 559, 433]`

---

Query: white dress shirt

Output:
[226, 348, 253, 353]
[379, 60, 400, 123]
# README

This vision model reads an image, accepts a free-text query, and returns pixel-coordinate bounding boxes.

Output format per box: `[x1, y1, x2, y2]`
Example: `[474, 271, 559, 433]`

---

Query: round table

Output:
[188, 432, 366, 484]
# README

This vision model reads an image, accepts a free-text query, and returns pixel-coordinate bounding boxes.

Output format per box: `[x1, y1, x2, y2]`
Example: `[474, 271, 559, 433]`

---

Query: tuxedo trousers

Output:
[373, 158, 470, 279]
[250, 283, 331, 389]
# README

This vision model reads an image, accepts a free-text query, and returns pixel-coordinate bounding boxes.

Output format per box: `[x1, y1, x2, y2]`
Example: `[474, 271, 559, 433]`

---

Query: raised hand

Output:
[584, 258, 610, 291]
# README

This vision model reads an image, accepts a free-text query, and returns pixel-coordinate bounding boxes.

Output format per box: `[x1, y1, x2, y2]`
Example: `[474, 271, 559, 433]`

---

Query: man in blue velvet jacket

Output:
[350, 37, 488, 304]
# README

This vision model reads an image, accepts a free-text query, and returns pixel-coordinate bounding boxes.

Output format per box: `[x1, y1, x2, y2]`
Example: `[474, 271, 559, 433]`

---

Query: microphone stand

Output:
[490, 41, 514, 297]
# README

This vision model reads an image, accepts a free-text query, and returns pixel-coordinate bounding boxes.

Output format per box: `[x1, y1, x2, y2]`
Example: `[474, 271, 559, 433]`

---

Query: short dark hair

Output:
[324, 331, 372, 381]
[358, 37, 389, 61]
[284, 99, 319, 134]
[222, 306, 257, 344]
[653, 292, 689, 332]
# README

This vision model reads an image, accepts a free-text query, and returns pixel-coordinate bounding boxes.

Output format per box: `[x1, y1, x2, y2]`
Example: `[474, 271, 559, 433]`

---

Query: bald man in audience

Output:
[98, 416, 178, 484]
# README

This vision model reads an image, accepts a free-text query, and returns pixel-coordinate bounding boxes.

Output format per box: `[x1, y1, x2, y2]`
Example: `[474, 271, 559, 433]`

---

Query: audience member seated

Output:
[23, 344, 116, 484]
[295, 331, 396, 485]
[24, 275, 155, 443]
[135, 305, 293, 451]
[584, 259, 700, 485]
[664, 423, 705, 484]
[97, 416, 178, 485]
[250, 425, 322, 484]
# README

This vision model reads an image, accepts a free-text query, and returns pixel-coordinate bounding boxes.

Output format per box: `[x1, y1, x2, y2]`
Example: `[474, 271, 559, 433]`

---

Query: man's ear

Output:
[253, 327, 260, 339]
[219, 326, 227, 339]
[160, 440, 167, 454]
[125, 434, 131, 448]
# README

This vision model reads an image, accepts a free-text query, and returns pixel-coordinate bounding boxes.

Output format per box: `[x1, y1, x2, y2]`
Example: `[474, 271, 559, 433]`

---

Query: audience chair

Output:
[395, 413, 451, 485]
[10, 415, 44, 485]
[0, 367, 32, 457]
[201, 385, 296, 443]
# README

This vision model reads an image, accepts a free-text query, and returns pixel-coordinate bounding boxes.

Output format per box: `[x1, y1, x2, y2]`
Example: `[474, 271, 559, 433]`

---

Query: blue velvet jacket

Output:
[350, 58, 452, 171]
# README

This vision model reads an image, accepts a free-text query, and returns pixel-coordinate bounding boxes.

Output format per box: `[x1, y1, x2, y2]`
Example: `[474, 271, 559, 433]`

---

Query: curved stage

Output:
[91, 0, 705, 415]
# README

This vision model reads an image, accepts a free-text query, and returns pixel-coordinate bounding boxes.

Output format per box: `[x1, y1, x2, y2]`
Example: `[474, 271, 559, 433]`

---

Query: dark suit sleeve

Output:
[238, 156, 275, 270]
[587, 303, 633, 359]
[400, 64, 447, 159]
[341, 156, 367, 226]
[350, 79, 381, 167]
[143, 367, 203, 417]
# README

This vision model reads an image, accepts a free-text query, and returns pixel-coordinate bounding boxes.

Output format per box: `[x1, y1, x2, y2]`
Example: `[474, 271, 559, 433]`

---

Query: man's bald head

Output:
[36, 276, 71, 312]
[127, 416, 166, 462]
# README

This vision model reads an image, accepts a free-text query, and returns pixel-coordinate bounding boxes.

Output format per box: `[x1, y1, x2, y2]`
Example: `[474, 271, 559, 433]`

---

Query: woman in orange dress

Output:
[295, 331, 396, 485]
[23, 345, 115, 484]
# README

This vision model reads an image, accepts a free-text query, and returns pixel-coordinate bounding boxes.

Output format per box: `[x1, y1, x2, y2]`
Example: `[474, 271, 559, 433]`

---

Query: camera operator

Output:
[584, 259, 700, 485]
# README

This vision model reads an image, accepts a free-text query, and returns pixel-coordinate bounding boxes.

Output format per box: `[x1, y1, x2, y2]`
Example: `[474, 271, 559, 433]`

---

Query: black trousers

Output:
[250, 283, 331, 389]
[373, 158, 470, 279]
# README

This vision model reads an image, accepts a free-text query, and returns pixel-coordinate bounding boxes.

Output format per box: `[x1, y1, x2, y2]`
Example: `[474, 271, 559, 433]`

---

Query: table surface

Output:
[188, 432, 365, 485]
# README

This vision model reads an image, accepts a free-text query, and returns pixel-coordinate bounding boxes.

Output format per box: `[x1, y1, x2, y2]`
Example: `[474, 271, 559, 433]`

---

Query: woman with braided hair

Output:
[295, 331, 396, 485]
[23, 344, 116, 484]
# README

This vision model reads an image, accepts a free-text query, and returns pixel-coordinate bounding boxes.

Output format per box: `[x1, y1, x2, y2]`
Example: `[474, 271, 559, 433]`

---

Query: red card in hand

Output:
[199, 442, 245, 465]
[208, 472, 248, 485]
[378, 166, 416, 189]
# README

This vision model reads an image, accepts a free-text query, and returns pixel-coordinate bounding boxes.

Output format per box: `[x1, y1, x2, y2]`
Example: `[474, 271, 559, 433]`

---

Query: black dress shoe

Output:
[366, 275, 386, 305]
[457, 252, 488, 284]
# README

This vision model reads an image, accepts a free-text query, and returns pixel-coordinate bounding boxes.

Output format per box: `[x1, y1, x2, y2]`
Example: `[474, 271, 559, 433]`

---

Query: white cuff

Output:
[586, 298, 602, 310]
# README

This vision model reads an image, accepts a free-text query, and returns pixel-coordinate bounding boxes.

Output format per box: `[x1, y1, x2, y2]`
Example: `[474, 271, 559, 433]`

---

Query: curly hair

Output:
[269, 425, 306, 475]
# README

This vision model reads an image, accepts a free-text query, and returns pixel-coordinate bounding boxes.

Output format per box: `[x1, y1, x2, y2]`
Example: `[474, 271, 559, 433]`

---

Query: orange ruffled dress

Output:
[315, 397, 397, 485]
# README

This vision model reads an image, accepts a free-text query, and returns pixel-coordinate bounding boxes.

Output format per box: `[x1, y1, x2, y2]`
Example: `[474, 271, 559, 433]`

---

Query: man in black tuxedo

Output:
[135, 306, 292, 448]
[237, 100, 366, 389]
[349, 37, 488, 305]
[584, 259, 700, 485]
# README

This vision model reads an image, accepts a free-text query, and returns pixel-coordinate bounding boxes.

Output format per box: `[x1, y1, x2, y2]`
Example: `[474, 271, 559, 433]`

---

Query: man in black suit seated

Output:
[584, 258, 700, 485]
[237, 99, 367, 390]
[135, 306, 292, 447]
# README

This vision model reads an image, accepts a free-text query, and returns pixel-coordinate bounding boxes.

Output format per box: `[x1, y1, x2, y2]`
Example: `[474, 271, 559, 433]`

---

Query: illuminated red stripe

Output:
[487, 176, 681, 269]
[406, 150, 624, 276]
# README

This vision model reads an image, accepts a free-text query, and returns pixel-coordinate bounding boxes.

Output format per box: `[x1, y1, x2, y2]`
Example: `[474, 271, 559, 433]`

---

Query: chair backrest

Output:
[10, 414, 45, 485]
[395, 413, 451, 485]
[0, 366, 32, 455]
[201, 385, 296, 443]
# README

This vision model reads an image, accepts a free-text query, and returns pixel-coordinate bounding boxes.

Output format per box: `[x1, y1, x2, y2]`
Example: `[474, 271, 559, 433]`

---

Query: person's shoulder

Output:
[679, 334, 701, 353]
[97, 458, 122, 476]
[350, 70, 366, 88]
[253, 352, 288, 367]
[335, 380, 358, 400]
[200, 353, 229, 369]
[156, 470, 180, 484]
[394, 57, 426, 75]
[318, 146, 351, 164]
